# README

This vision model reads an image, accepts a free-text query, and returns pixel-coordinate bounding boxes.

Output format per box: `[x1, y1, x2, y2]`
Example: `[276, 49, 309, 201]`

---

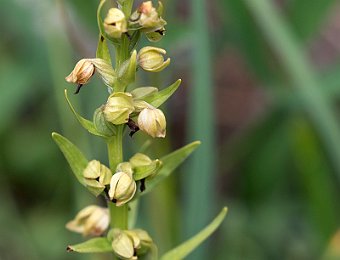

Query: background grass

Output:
[1, 0, 340, 259]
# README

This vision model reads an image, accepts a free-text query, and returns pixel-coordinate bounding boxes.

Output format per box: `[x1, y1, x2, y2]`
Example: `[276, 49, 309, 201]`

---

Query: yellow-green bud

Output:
[84, 160, 112, 186]
[109, 171, 136, 206]
[66, 205, 109, 236]
[104, 8, 128, 38]
[104, 92, 135, 125]
[138, 107, 166, 138]
[129, 153, 152, 167]
[137, 1, 166, 30]
[111, 229, 136, 259]
[129, 153, 162, 180]
[145, 28, 165, 42]
[116, 162, 133, 176]
[65, 59, 95, 85]
[138, 46, 170, 72]
[131, 229, 153, 255]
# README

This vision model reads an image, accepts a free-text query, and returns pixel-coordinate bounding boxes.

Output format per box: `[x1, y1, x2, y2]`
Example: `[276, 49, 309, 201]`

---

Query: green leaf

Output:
[52, 132, 103, 196]
[116, 50, 137, 92]
[64, 89, 108, 138]
[144, 79, 181, 108]
[161, 207, 228, 260]
[96, 33, 112, 64]
[67, 237, 112, 253]
[141, 141, 200, 195]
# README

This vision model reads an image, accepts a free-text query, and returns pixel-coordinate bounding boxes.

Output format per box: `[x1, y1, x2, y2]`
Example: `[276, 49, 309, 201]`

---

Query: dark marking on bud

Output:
[156, 29, 165, 35]
[74, 84, 83, 94]
[100, 35, 104, 42]
[66, 246, 73, 252]
[124, 32, 132, 40]
[126, 118, 139, 137]
[108, 22, 116, 26]
[140, 178, 146, 192]
[112, 198, 117, 203]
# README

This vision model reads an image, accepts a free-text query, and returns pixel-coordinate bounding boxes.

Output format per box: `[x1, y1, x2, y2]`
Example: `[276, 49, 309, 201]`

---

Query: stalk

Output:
[107, 0, 134, 234]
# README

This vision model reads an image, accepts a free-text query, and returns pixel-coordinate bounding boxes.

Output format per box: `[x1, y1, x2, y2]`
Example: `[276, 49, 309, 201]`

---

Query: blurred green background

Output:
[1, 0, 340, 259]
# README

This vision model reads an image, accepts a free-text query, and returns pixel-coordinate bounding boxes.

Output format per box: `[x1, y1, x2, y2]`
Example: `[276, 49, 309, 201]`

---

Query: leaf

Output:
[52, 132, 103, 196]
[161, 207, 228, 260]
[64, 89, 108, 138]
[67, 237, 112, 253]
[144, 79, 181, 108]
[141, 141, 200, 195]
[96, 33, 112, 64]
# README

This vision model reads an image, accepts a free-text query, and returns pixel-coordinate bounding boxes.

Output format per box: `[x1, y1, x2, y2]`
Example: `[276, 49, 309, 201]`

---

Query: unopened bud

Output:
[104, 92, 135, 125]
[109, 171, 136, 206]
[138, 46, 170, 72]
[138, 107, 166, 138]
[65, 59, 95, 85]
[104, 8, 127, 39]
[66, 205, 109, 236]
[137, 1, 166, 30]
[84, 160, 112, 186]
[65, 58, 115, 91]
[111, 229, 136, 259]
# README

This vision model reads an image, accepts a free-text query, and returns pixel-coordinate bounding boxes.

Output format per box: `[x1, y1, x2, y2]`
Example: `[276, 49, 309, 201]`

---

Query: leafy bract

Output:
[140, 141, 200, 195]
[64, 90, 108, 138]
[67, 237, 112, 253]
[52, 132, 103, 196]
[161, 207, 228, 260]
[144, 79, 181, 108]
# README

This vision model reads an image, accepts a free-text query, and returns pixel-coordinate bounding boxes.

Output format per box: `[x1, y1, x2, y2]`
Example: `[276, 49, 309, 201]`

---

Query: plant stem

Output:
[107, 125, 128, 230]
[106, 5, 134, 259]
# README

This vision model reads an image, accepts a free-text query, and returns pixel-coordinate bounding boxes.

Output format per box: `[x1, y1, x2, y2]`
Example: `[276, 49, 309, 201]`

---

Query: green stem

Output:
[107, 125, 128, 230]
[106, 4, 134, 258]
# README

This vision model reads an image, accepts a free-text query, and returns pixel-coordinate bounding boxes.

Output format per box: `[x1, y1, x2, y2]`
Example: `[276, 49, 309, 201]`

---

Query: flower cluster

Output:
[54, 0, 219, 259]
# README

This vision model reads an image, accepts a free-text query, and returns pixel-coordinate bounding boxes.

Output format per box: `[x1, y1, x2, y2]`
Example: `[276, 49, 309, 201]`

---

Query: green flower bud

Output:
[104, 8, 127, 38]
[111, 229, 136, 259]
[116, 162, 133, 176]
[129, 153, 162, 180]
[83, 160, 112, 187]
[66, 205, 109, 236]
[131, 229, 153, 255]
[93, 106, 116, 137]
[104, 92, 135, 125]
[138, 46, 170, 72]
[134, 1, 166, 31]
[109, 171, 136, 206]
[138, 107, 166, 138]
[145, 28, 165, 42]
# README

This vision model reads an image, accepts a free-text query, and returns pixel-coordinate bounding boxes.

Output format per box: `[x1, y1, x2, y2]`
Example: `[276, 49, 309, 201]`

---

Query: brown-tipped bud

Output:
[66, 205, 109, 236]
[104, 8, 128, 38]
[138, 107, 166, 138]
[65, 59, 95, 85]
[138, 46, 170, 72]
[137, 1, 166, 30]
[104, 92, 135, 125]
[109, 171, 136, 206]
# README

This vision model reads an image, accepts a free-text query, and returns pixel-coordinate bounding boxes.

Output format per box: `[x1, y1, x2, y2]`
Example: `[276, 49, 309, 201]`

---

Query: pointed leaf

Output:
[144, 79, 181, 108]
[141, 141, 200, 195]
[52, 132, 103, 196]
[64, 90, 108, 138]
[67, 237, 113, 253]
[96, 33, 112, 64]
[161, 207, 228, 260]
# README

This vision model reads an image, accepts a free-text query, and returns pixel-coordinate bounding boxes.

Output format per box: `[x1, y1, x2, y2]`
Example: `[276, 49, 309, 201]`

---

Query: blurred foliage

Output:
[1, 0, 340, 259]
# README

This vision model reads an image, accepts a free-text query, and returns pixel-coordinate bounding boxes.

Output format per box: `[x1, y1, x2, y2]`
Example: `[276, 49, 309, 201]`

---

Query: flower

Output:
[65, 58, 116, 92]
[66, 205, 109, 236]
[104, 92, 135, 125]
[104, 8, 127, 38]
[65, 59, 95, 85]
[138, 107, 166, 138]
[109, 171, 136, 206]
[138, 46, 170, 72]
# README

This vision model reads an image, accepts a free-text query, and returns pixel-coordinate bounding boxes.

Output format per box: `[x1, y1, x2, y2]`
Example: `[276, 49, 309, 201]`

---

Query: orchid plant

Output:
[52, 0, 226, 259]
